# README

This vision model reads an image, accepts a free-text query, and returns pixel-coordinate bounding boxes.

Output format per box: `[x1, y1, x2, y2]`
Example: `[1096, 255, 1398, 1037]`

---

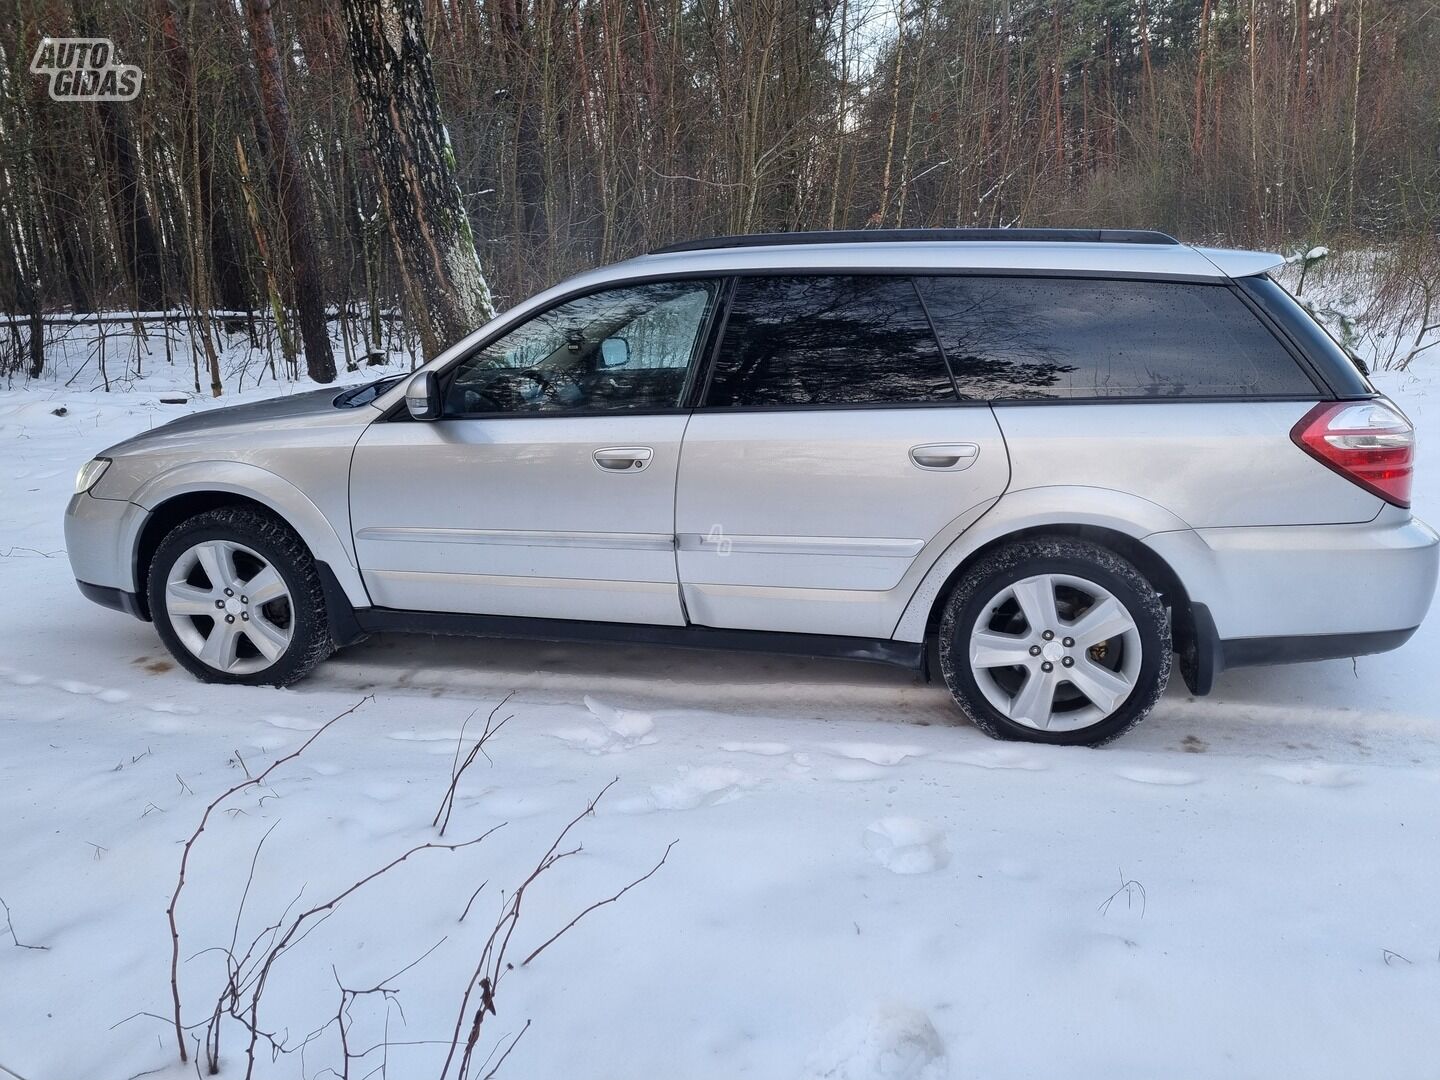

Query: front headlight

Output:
[74, 457, 111, 495]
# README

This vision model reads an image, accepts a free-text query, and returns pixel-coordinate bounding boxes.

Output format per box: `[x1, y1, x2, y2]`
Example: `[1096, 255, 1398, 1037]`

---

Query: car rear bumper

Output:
[1148, 508, 1438, 688]
[1218, 624, 1418, 667]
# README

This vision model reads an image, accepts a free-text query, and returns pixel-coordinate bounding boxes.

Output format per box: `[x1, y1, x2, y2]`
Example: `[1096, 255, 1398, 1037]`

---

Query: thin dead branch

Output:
[521, 840, 678, 967]
[434, 693, 516, 837]
[233, 828, 502, 1079]
[0, 896, 48, 951]
[1098, 870, 1148, 918]
[440, 777, 671, 1080]
[166, 696, 372, 1064]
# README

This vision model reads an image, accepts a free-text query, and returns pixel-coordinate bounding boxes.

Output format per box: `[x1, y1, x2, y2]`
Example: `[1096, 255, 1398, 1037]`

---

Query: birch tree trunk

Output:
[341, 0, 494, 359]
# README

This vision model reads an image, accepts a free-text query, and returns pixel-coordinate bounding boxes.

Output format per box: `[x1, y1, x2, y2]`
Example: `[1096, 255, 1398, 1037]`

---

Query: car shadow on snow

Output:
[303, 627, 1440, 763]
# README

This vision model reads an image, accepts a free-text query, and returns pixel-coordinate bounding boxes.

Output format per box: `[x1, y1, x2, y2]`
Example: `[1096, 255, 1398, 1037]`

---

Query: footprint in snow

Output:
[785, 754, 815, 778]
[825, 742, 928, 767]
[147, 702, 199, 715]
[935, 747, 1046, 771]
[864, 817, 948, 875]
[825, 761, 891, 783]
[801, 1002, 948, 1080]
[720, 741, 792, 757]
[10, 672, 43, 686]
[388, 729, 464, 743]
[1263, 762, 1359, 788]
[550, 696, 658, 754]
[363, 781, 406, 803]
[264, 714, 323, 732]
[54, 679, 103, 696]
[45, 678, 129, 703]
[550, 725, 623, 753]
[475, 787, 551, 819]
[1114, 767, 1201, 787]
[614, 766, 753, 813]
[584, 695, 657, 741]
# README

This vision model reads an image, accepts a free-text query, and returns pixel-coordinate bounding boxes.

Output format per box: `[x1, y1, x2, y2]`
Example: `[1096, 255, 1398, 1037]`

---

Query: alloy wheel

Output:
[966, 572, 1142, 731]
[163, 539, 294, 674]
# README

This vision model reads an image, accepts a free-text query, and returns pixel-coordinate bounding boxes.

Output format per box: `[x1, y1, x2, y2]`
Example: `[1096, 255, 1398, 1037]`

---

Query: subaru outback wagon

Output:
[66, 229, 1438, 745]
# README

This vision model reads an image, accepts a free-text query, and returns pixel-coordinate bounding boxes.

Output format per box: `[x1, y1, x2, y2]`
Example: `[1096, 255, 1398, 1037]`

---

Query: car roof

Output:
[593, 232, 1284, 283]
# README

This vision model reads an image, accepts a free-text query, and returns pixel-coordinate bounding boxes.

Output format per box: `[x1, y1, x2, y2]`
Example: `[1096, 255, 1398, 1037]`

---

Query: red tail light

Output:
[1290, 399, 1415, 508]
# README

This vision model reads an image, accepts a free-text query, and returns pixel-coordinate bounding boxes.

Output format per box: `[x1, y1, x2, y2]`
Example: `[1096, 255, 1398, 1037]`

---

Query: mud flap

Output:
[1175, 601, 1222, 696]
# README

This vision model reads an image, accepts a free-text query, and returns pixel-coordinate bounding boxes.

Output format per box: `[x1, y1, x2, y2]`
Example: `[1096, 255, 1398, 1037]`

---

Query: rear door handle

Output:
[593, 446, 654, 472]
[910, 443, 980, 471]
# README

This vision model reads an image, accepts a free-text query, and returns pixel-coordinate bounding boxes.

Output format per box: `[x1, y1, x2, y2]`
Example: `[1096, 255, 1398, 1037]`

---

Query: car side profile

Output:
[65, 228, 1439, 745]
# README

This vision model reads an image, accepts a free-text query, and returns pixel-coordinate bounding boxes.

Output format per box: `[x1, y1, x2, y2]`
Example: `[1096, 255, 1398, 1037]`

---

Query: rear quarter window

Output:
[1236, 274, 1374, 397]
[917, 276, 1319, 400]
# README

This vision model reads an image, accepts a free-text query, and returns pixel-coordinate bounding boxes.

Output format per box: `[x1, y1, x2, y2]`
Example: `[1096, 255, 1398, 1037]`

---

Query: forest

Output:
[3, 0, 1438, 385]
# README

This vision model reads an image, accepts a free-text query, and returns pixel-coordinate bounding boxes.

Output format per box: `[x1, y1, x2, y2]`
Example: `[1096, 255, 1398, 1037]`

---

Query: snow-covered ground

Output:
[2, 296, 1439, 1080]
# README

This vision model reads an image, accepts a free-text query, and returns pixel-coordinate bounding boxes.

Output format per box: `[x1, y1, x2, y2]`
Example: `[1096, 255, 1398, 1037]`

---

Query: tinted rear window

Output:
[705, 275, 956, 407]
[917, 276, 1317, 400]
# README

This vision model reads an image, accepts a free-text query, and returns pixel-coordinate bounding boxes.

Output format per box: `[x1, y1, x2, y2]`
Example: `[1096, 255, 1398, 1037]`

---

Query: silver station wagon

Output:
[66, 229, 1438, 745]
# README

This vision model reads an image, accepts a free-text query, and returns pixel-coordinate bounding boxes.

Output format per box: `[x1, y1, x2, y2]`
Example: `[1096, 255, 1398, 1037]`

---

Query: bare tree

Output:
[243, 0, 336, 383]
[341, 0, 494, 359]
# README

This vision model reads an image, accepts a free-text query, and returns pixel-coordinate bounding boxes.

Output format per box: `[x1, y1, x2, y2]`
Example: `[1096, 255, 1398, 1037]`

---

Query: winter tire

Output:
[147, 507, 333, 686]
[938, 537, 1170, 746]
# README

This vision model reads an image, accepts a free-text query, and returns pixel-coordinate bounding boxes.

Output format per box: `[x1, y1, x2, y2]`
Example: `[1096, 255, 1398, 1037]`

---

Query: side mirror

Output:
[405, 370, 441, 420]
[600, 337, 630, 368]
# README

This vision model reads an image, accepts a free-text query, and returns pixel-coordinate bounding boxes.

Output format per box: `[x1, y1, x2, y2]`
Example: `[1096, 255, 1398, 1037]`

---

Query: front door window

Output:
[445, 280, 721, 416]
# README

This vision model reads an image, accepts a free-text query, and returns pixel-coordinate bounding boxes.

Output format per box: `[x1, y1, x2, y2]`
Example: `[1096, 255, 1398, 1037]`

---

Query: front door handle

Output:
[910, 443, 980, 471]
[593, 446, 654, 472]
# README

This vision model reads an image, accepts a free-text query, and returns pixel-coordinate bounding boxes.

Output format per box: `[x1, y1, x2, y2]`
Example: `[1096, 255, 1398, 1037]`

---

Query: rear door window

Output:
[704, 275, 956, 407]
[917, 276, 1318, 400]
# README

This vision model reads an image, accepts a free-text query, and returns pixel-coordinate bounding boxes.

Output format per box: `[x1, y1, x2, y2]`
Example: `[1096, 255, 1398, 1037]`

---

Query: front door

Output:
[350, 279, 721, 624]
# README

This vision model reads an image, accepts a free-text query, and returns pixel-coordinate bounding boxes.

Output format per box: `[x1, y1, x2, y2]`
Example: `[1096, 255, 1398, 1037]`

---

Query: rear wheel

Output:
[147, 507, 333, 686]
[938, 538, 1170, 746]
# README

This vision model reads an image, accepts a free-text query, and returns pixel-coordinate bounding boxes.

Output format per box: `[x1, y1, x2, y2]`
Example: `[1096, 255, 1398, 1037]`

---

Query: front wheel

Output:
[147, 507, 333, 686]
[938, 538, 1171, 746]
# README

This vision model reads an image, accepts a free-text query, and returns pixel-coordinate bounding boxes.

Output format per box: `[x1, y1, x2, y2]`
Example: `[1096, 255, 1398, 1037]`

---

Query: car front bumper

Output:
[65, 491, 150, 617]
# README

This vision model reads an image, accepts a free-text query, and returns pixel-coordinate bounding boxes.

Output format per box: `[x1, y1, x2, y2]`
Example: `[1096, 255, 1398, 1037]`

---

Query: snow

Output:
[1, 308, 1439, 1079]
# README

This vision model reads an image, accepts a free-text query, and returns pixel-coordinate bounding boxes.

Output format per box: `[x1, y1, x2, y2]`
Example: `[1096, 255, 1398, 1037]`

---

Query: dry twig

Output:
[0, 896, 48, 951]
[166, 695, 372, 1064]
[434, 693, 516, 837]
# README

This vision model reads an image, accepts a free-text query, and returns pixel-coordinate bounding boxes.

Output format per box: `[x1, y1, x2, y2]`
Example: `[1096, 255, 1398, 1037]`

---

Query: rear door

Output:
[675, 274, 1010, 639]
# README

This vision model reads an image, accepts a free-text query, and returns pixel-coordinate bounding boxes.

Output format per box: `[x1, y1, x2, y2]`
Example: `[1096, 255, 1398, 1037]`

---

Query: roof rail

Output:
[652, 228, 1181, 254]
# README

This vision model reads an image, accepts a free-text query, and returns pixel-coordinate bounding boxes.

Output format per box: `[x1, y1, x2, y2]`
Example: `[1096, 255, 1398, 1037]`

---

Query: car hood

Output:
[103, 386, 358, 455]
